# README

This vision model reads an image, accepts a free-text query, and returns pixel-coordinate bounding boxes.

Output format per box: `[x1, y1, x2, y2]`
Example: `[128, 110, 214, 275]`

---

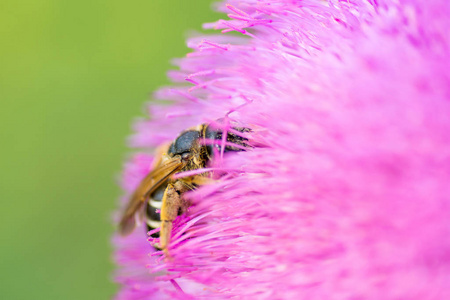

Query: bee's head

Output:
[168, 130, 202, 166]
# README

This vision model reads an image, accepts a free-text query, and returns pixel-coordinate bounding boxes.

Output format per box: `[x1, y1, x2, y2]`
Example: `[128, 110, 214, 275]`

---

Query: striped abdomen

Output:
[146, 182, 167, 238]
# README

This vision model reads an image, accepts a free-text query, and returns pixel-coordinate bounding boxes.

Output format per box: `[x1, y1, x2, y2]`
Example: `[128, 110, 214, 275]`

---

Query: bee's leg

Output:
[173, 181, 192, 215]
[173, 178, 216, 215]
[160, 183, 182, 256]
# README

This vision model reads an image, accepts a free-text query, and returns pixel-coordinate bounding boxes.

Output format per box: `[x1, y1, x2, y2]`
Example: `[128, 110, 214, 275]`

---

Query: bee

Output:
[119, 122, 249, 255]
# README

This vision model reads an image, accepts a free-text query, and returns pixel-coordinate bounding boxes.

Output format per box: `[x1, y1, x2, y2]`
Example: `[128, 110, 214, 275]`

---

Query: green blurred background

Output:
[0, 1, 219, 299]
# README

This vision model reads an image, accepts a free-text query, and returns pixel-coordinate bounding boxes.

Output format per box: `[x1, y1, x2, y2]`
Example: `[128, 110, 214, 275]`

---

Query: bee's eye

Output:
[181, 152, 191, 160]
[168, 130, 200, 155]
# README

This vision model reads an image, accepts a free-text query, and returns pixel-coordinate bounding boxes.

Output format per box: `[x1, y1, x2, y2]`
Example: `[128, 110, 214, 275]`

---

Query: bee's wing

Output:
[119, 156, 183, 236]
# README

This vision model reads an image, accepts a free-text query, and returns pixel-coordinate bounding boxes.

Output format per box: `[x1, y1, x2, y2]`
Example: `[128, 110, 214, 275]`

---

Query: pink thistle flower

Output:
[114, 0, 450, 299]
